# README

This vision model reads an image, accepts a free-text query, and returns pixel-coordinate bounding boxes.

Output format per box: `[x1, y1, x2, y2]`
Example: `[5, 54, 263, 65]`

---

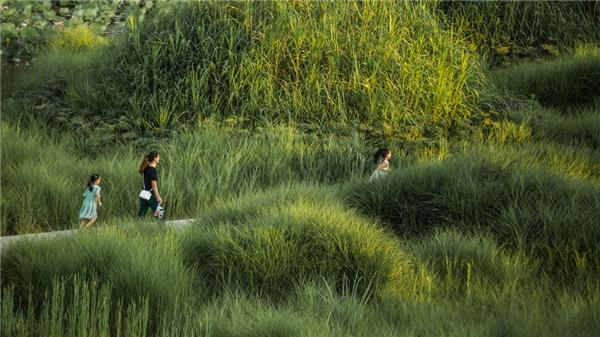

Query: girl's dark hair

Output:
[87, 174, 100, 192]
[373, 148, 390, 164]
[138, 151, 160, 174]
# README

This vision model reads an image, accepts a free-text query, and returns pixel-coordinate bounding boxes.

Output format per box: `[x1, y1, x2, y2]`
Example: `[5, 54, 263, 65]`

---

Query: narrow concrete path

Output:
[0, 218, 196, 250]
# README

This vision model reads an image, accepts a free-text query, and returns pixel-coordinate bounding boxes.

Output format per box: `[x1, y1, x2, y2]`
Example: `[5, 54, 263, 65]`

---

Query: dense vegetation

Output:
[4, 0, 485, 146]
[2, 1, 600, 336]
[436, 1, 600, 66]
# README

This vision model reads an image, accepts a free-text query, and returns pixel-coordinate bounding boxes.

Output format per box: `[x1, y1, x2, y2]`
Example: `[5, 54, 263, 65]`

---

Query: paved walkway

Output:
[0, 218, 195, 250]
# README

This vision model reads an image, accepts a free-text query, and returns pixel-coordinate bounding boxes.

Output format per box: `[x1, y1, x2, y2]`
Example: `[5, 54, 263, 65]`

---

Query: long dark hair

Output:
[373, 148, 390, 164]
[138, 151, 160, 174]
[87, 174, 100, 192]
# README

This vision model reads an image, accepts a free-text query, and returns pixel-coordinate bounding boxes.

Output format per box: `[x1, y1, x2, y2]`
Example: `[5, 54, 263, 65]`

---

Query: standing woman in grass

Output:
[138, 151, 163, 218]
[79, 174, 102, 229]
[369, 148, 392, 181]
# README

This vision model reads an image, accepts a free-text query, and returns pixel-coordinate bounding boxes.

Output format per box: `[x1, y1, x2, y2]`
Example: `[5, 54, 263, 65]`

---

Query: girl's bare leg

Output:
[79, 220, 88, 229]
[82, 218, 96, 229]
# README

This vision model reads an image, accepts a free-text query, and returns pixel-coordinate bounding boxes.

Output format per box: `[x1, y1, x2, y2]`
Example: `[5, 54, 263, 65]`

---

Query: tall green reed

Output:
[10, 1, 484, 139]
[1, 122, 372, 234]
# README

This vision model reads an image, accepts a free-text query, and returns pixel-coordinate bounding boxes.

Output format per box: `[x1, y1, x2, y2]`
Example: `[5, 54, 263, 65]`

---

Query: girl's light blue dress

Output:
[369, 168, 387, 181]
[79, 185, 101, 220]
[369, 159, 389, 182]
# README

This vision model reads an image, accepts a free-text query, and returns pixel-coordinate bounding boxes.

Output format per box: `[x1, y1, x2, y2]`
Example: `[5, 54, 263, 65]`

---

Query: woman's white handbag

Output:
[139, 174, 153, 200]
[139, 189, 152, 200]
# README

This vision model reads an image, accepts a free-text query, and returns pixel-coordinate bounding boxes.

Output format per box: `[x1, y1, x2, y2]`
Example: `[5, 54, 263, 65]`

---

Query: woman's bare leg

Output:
[79, 220, 89, 229]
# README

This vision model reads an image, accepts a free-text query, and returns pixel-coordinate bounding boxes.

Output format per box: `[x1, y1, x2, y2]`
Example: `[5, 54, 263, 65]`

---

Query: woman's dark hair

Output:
[373, 148, 390, 164]
[87, 174, 100, 192]
[138, 151, 160, 174]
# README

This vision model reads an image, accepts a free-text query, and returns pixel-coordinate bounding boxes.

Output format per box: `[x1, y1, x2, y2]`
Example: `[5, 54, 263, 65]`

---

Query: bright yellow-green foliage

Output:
[51, 25, 106, 51]
[574, 43, 600, 57]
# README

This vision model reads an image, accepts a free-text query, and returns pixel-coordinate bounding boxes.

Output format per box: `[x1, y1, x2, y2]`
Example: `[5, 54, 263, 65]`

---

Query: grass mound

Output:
[12, 1, 483, 138]
[182, 185, 415, 300]
[344, 154, 600, 258]
[491, 54, 600, 109]
[437, 1, 600, 66]
[468, 141, 600, 185]
[506, 101, 600, 150]
[407, 229, 533, 294]
[0, 225, 194, 321]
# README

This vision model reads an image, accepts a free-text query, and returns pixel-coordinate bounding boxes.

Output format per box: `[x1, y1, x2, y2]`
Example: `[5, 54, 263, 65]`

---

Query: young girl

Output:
[79, 174, 102, 229]
[369, 148, 392, 181]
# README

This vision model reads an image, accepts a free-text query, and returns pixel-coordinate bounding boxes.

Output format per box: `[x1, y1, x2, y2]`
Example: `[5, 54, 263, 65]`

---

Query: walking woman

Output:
[138, 151, 163, 218]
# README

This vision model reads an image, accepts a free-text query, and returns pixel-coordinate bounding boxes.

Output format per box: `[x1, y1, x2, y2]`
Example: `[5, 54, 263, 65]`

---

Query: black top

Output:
[142, 166, 158, 191]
